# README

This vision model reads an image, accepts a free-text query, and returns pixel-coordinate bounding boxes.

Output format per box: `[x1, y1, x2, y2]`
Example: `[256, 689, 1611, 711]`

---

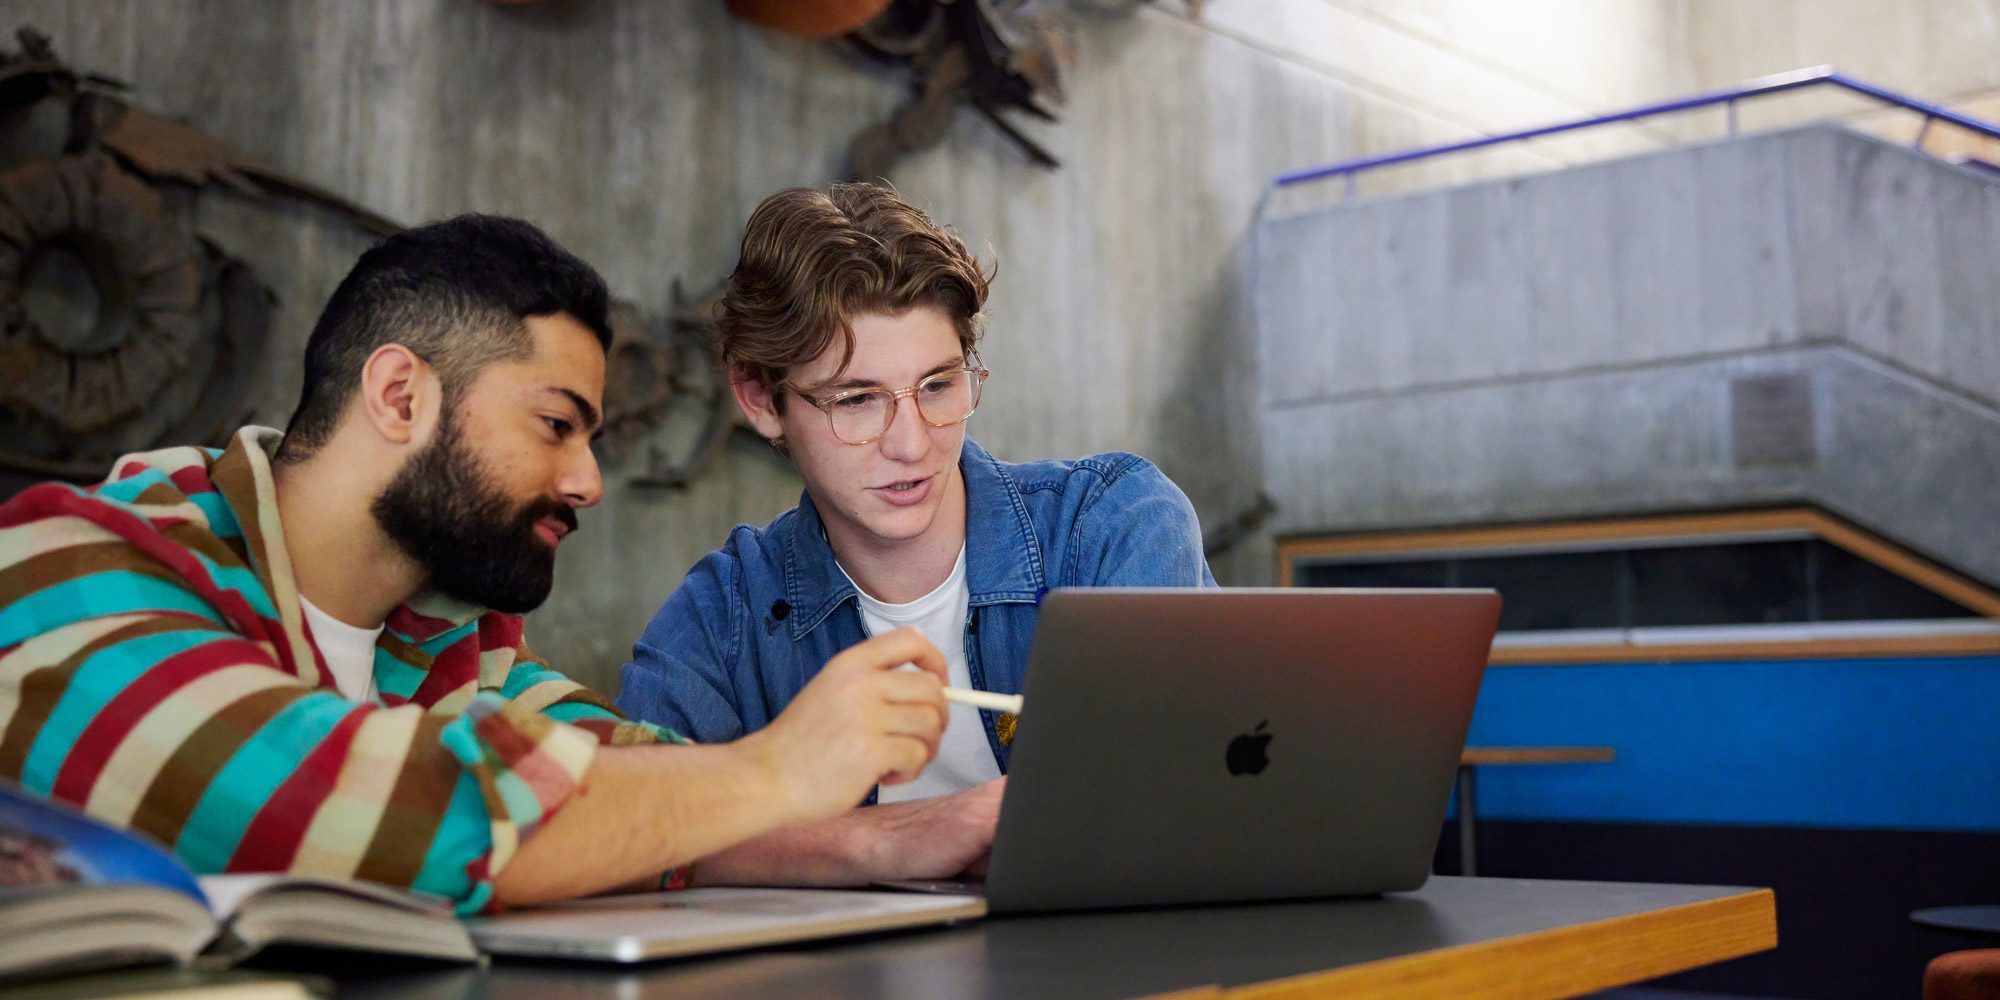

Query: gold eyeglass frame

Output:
[788, 360, 991, 446]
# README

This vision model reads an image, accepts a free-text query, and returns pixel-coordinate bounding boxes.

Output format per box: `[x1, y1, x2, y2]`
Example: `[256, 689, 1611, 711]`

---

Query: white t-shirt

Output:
[299, 594, 383, 703]
[844, 547, 1003, 802]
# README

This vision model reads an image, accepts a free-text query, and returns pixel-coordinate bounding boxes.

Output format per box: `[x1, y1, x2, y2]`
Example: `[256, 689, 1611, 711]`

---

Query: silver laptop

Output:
[467, 887, 985, 962]
[974, 587, 1500, 912]
[469, 587, 1496, 959]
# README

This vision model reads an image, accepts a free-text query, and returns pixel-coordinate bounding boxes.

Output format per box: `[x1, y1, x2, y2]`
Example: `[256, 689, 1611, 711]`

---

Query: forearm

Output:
[491, 738, 800, 907]
[695, 779, 1006, 888]
[494, 627, 962, 904]
[690, 814, 871, 887]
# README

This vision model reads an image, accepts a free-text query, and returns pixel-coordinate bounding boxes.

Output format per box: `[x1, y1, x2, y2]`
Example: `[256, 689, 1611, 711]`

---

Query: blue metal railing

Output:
[1274, 66, 2000, 195]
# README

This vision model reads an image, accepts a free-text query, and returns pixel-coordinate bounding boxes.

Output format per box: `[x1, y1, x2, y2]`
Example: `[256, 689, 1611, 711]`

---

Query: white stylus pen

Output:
[943, 687, 1024, 714]
[894, 661, 1025, 714]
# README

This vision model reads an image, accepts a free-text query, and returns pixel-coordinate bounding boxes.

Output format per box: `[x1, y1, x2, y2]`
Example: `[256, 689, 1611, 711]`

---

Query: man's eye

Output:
[544, 417, 574, 436]
[833, 393, 878, 410]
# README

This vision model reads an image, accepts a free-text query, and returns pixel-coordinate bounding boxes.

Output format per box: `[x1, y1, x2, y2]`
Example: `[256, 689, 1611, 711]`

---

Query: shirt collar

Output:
[782, 439, 1045, 640]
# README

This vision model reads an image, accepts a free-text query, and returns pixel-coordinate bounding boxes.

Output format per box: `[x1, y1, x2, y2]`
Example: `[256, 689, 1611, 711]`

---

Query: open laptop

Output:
[942, 587, 1501, 912]
[467, 586, 1497, 959]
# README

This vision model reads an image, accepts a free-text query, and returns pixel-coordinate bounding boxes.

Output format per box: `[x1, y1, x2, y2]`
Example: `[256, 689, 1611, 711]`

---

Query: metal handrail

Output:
[1274, 66, 2000, 194]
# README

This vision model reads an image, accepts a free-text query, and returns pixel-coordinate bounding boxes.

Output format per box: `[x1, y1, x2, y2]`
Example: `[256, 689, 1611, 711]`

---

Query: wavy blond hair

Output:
[717, 183, 992, 403]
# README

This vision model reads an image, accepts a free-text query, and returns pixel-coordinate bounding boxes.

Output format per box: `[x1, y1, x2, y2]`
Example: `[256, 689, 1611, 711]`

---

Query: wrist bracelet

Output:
[662, 862, 696, 891]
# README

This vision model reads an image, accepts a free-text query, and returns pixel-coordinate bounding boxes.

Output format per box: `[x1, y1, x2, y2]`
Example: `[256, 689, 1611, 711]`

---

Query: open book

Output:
[0, 783, 476, 982]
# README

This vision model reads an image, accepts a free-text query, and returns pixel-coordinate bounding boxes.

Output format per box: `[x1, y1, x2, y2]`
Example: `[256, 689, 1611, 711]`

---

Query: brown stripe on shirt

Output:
[125, 480, 253, 569]
[0, 615, 210, 782]
[156, 516, 255, 573]
[205, 437, 276, 587]
[376, 630, 434, 676]
[352, 714, 459, 889]
[550, 685, 622, 714]
[0, 541, 191, 605]
[127, 684, 307, 851]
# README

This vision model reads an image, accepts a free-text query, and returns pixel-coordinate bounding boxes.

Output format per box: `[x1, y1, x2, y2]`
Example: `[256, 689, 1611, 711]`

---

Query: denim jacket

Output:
[615, 439, 1214, 776]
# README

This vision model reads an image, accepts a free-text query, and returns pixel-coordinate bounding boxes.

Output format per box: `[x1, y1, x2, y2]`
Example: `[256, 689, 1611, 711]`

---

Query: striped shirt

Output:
[0, 426, 680, 913]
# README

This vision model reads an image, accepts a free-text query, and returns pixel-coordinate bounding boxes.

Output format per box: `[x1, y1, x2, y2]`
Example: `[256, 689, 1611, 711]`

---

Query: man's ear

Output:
[357, 344, 439, 446]
[729, 368, 787, 443]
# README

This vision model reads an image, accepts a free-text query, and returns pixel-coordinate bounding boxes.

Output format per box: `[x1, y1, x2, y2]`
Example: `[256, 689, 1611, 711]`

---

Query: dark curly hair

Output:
[276, 214, 610, 462]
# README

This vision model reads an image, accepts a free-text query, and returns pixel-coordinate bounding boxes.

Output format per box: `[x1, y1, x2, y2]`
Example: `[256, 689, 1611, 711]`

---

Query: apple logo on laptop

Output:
[1226, 720, 1273, 776]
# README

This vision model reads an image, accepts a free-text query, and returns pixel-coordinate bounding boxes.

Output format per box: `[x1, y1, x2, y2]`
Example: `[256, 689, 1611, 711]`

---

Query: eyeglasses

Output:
[788, 363, 990, 445]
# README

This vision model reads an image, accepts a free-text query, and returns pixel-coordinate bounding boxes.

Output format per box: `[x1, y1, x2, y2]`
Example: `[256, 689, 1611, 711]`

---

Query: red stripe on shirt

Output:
[8, 487, 281, 650]
[168, 467, 213, 496]
[227, 703, 374, 872]
[51, 635, 271, 802]
[410, 636, 480, 706]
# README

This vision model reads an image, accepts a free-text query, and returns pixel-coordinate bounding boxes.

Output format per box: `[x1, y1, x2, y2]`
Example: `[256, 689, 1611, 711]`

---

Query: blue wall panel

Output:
[1462, 656, 2000, 831]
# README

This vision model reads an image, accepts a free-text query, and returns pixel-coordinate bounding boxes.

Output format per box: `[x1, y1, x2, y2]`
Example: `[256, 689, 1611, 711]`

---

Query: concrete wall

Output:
[1687, 0, 2000, 158]
[9, 0, 1717, 692]
[1257, 124, 2000, 584]
[1254, 0, 2000, 203]
[16, 2, 1999, 691]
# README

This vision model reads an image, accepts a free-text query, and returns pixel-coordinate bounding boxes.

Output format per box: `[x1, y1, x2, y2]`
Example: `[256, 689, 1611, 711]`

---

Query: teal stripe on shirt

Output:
[174, 690, 354, 872]
[16, 629, 222, 794]
[413, 622, 479, 657]
[372, 647, 430, 701]
[497, 663, 566, 699]
[94, 469, 174, 505]
[0, 572, 225, 649]
[172, 549, 276, 619]
[185, 491, 243, 540]
[413, 769, 491, 914]
[123, 538, 274, 620]
[541, 701, 617, 725]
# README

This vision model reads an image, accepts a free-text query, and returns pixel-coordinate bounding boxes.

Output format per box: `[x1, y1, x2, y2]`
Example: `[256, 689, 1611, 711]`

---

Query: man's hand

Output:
[853, 777, 1005, 881]
[493, 629, 958, 907]
[694, 778, 1007, 886]
[741, 628, 950, 822]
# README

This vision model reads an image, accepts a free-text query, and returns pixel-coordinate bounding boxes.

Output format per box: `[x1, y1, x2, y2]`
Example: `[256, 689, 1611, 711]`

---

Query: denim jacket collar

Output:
[782, 439, 1045, 640]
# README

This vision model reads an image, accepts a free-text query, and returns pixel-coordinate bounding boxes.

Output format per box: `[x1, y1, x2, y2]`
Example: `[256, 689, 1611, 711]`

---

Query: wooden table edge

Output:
[1460, 747, 1617, 766]
[1198, 887, 1776, 1000]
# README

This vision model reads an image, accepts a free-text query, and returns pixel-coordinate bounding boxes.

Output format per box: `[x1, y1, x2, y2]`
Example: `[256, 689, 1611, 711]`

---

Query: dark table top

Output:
[278, 876, 1774, 1000]
[1911, 904, 2000, 937]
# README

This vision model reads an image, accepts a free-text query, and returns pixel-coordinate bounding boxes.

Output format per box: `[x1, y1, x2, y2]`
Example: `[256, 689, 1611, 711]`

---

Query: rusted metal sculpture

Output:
[728, 0, 895, 38]
[837, 0, 1185, 179]
[1, 26, 742, 493]
[846, 0, 1071, 179]
[2, 30, 399, 236]
[598, 282, 747, 491]
[0, 29, 285, 488]
[0, 152, 274, 483]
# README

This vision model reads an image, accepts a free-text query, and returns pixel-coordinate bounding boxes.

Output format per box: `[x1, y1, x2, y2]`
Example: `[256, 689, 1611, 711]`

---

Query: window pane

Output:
[1811, 541, 1977, 621]
[1628, 541, 1809, 627]
[1295, 559, 1451, 590]
[1454, 551, 1624, 630]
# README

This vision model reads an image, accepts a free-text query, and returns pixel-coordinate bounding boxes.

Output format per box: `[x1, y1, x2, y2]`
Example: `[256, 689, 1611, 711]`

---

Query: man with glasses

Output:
[617, 184, 1213, 886]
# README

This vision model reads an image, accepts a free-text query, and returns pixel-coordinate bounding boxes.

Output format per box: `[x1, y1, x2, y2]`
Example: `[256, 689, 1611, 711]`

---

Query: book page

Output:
[200, 873, 475, 963]
[196, 873, 286, 919]
[197, 872, 452, 920]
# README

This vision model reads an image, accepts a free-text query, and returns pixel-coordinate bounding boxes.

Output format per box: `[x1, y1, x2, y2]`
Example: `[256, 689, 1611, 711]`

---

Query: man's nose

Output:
[878, 392, 929, 461]
[559, 443, 604, 509]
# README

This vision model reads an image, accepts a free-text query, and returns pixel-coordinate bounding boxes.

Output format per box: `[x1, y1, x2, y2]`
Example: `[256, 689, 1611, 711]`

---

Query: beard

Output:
[370, 412, 578, 614]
